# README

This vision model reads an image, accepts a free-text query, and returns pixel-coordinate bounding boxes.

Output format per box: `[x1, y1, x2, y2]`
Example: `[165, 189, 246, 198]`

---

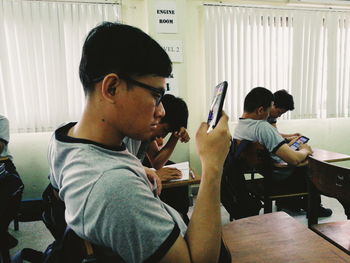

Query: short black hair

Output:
[161, 94, 188, 132]
[79, 22, 172, 93]
[273, 90, 295, 111]
[244, 87, 274, 113]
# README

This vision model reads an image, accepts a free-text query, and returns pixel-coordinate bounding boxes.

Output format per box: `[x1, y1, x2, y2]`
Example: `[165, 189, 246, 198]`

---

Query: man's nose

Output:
[156, 102, 165, 118]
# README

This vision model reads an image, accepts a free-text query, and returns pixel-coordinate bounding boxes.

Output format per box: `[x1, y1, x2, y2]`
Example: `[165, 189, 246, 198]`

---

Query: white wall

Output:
[10, 133, 51, 199]
[275, 118, 350, 154]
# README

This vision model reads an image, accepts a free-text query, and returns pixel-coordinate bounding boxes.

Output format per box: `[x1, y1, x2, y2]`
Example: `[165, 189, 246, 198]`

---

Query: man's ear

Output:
[100, 73, 121, 103]
[256, 106, 264, 115]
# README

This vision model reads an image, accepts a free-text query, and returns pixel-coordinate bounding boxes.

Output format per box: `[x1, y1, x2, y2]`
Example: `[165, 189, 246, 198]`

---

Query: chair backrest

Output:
[234, 139, 271, 175]
[308, 157, 350, 202]
[220, 139, 263, 219]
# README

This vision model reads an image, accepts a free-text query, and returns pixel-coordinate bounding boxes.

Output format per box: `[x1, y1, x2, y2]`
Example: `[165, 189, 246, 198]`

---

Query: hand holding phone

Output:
[207, 81, 228, 133]
[290, 136, 309, 151]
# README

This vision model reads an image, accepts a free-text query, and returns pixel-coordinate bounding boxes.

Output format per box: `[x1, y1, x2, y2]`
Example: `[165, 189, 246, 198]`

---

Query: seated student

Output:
[142, 94, 190, 170]
[125, 94, 191, 223]
[233, 87, 332, 217]
[268, 89, 301, 141]
[0, 115, 23, 249]
[48, 22, 231, 262]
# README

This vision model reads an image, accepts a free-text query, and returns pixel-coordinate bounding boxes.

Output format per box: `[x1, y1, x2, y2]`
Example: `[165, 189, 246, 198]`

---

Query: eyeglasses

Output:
[91, 74, 165, 106]
[120, 75, 165, 106]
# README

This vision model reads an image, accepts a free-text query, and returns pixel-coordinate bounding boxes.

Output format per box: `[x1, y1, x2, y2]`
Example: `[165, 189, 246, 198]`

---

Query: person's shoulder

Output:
[94, 166, 147, 194]
[256, 119, 272, 128]
[0, 115, 9, 124]
[255, 120, 276, 135]
[87, 167, 154, 215]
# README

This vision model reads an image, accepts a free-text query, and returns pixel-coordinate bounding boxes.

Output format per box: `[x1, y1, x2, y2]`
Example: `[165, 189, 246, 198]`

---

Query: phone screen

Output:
[290, 136, 309, 150]
[207, 81, 228, 133]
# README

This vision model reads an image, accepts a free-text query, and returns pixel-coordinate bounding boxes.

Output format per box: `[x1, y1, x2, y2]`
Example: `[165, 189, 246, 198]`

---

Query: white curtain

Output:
[0, 0, 120, 132]
[204, 5, 350, 120]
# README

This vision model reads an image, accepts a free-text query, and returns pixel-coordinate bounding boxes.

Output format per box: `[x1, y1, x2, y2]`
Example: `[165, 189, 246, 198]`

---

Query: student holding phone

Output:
[48, 22, 231, 262]
[233, 87, 332, 217]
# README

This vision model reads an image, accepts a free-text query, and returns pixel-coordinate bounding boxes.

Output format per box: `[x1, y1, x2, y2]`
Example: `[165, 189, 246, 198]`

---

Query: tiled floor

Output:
[8, 195, 347, 258]
[217, 196, 347, 226]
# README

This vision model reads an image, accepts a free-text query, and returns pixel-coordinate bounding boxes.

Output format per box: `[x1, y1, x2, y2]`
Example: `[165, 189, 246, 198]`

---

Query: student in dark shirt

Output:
[267, 90, 301, 141]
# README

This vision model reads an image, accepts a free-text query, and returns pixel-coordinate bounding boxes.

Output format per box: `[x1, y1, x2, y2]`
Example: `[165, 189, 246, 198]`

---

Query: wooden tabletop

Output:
[222, 212, 350, 263]
[162, 170, 201, 189]
[311, 148, 350, 163]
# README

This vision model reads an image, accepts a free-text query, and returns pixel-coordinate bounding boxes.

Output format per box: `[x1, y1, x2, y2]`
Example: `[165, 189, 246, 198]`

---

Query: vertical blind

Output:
[204, 5, 350, 121]
[0, 0, 120, 132]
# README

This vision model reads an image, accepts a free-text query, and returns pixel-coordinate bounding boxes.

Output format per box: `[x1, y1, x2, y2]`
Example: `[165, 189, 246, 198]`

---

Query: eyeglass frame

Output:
[90, 74, 165, 106]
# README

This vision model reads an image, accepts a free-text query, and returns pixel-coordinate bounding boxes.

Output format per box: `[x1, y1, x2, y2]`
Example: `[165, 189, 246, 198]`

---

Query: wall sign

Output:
[158, 39, 183, 63]
[155, 0, 177, 33]
[166, 71, 178, 96]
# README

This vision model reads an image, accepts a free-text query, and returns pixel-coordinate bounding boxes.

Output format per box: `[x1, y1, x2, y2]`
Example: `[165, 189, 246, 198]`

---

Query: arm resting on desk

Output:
[276, 144, 312, 166]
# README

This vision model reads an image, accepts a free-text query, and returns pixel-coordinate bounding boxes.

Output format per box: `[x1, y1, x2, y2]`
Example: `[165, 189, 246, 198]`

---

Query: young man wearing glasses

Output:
[48, 22, 231, 262]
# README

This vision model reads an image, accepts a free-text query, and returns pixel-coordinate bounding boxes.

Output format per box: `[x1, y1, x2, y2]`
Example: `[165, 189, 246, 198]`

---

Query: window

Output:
[204, 4, 350, 120]
[0, 0, 120, 132]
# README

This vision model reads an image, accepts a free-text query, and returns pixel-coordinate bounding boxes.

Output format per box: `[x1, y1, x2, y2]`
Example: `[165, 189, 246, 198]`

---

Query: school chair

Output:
[221, 139, 308, 221]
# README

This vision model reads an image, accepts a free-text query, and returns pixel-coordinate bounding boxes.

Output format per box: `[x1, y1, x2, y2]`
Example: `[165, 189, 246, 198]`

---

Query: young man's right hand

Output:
[196, 112, 231, 171]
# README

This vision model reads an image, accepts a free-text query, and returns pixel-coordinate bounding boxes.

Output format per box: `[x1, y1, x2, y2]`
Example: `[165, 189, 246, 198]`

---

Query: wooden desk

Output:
[162, 170, 200, 189]
[311, 148, 350, 163]
[222, 212, 350, 262]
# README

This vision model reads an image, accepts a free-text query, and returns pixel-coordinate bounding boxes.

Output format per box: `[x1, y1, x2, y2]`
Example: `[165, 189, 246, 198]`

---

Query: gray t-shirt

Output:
[0, 115, 12, 159]
[48, 123, 187, 263]
[233, 118, 285, 163]
[123, 137, 149, 161]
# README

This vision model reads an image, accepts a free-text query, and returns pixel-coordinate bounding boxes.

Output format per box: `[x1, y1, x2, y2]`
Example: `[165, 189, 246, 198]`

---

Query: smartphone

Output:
[207, 81, 228, 133]
[290, 136, 310, 151]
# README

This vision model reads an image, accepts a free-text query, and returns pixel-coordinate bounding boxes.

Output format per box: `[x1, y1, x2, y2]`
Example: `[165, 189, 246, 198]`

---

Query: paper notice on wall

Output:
[155, 0, 177, 33]
[158, 39, 183, 63]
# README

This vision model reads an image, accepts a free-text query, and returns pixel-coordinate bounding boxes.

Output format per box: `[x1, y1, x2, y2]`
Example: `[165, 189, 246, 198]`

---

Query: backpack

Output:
[0, 160, 23, 231]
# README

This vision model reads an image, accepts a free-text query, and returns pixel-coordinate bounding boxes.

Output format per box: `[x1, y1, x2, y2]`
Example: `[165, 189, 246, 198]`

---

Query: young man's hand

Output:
[299, 143, 313, 156]
[196, 112, 231, 171]
[174, 127, 190, 143]
[144, 167, 162, 195]
[156, 167, 182, 182]
[288, 136, 299, 146]
[285, 133, 302, 142]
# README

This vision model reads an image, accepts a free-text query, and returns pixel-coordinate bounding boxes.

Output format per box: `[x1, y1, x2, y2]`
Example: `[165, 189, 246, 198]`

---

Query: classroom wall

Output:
[10, 0, 350, 198]
[10, 132, 51, 199]
[121, 0, 350, 174]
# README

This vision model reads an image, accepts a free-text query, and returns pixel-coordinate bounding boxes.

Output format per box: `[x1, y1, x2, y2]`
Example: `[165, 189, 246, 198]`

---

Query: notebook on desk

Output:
[164, 161, 190, 181]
